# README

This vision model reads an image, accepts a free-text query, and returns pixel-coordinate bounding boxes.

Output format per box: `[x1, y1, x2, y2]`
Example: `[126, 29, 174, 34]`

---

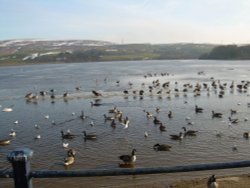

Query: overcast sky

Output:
[1, 0, 250, 44]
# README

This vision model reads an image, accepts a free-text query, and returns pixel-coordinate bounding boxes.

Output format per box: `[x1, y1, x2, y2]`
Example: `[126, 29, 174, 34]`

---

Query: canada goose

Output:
[170, 132, 184, 140]
[64, 149, 76, 166]
[110, 119, 116, 128]
[119, 149, 136, 164]
[153, 116, 161, 125]
[82, 131, 97, 140]
[212, 111, 222, 118]
[0, 139, 11, 146]
[61, 130, 77, 139]
[182, 127, 198, 136]
[153, 144, 172, 151]
[195, 105, 203, 113]
[159, 123, 166, 132]
[207, 174, 218, 188]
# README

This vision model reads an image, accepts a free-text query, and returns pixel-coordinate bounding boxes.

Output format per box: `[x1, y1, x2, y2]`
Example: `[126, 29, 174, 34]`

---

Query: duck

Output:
[0, 139, 11, 146]
[61, 130, 77, 139]
[109, 106, 118, 113]
[92, 90, 102, 97]
[82, 131, 97, 140]
[182, 127, 198, 136]
[207, 174, 219, 188]
[212, 111, 223, 118]
[119, 149, 136, 164]
[145, 111, 153, 119]
[170, 132, 184, 140]
[64, 149, 76, 166]
[228, 117, 239, 124]
[195, 105, 203, 113]
[168, 111, 173, 118]
[153, 144, 172, 151]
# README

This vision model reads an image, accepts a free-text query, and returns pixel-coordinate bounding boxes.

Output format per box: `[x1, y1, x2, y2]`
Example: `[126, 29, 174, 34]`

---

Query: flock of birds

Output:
[1, 70, 250, 188]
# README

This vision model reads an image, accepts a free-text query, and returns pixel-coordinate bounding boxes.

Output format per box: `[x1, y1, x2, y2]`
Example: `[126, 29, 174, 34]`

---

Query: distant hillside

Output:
[200, 44, 250, 59]
[0, 39, 216, 65]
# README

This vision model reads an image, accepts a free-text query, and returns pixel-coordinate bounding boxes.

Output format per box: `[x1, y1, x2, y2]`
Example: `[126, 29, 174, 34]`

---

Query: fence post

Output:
[7, 148, 33, 188]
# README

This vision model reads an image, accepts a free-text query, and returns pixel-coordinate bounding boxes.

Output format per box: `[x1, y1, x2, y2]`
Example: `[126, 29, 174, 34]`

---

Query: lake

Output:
[1, 60, 250, 187]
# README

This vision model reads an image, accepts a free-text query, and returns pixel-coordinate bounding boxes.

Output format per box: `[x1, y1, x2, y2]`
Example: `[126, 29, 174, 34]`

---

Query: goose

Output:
[212, 111, 222, 118]
[207, 174, 219, 188]
[182, 127, 198, 136]
[64, 149, 76, 166]
[170, 132, 184, 140]
[159, 123, 166, 132]
[0, 139, 11, 146]
[82, 131, 97, 140]
[153, 144, 172, 151]
[119, 149, 136, 165]
[153, 116, 161, 125]
[195, 105, 203, 113]
[110, 119, 116, 128]
[61, 130, 77, 139]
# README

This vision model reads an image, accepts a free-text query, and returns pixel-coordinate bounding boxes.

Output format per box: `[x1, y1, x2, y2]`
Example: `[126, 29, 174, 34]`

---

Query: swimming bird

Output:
[168, 111, 173, 118]
[14, 120, 19, 124]
[9, 129, 16, 137]
[121, 116, 130, 129]
[207, 174, 219, 188]
[195, 105, 203, 113]
[64, 149, 76, 166]
[144, 131, 148, 138]
[82, 131, 97, 140]
[119, 149, 136, 164]
[182, 127, 198, 136]
[0, 139, 11, 145]
[104, 114, 115, 121]
[109, 106, 118, 113]
[159, 123, 167, 132]
[92, 90, 102, 97]
[2, 107, 13, 112]
[34, 124, 40, 129]
[153, 144, 172, 151]
[44, 115, 49, 119]
[34, 135, 41, 139]
[212, 111, 222, 118]
[110, 119, 116, 128]
[80, 110, 87, 120]
[61, 130, 77, 139]
[153, 116, 161, 125]
[63, 142, 69, 148]
[90, 101, 102, 107]
[228, 117, 239, 124]
[170, 132, 184, 140]
[145, 111, 153, 119]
